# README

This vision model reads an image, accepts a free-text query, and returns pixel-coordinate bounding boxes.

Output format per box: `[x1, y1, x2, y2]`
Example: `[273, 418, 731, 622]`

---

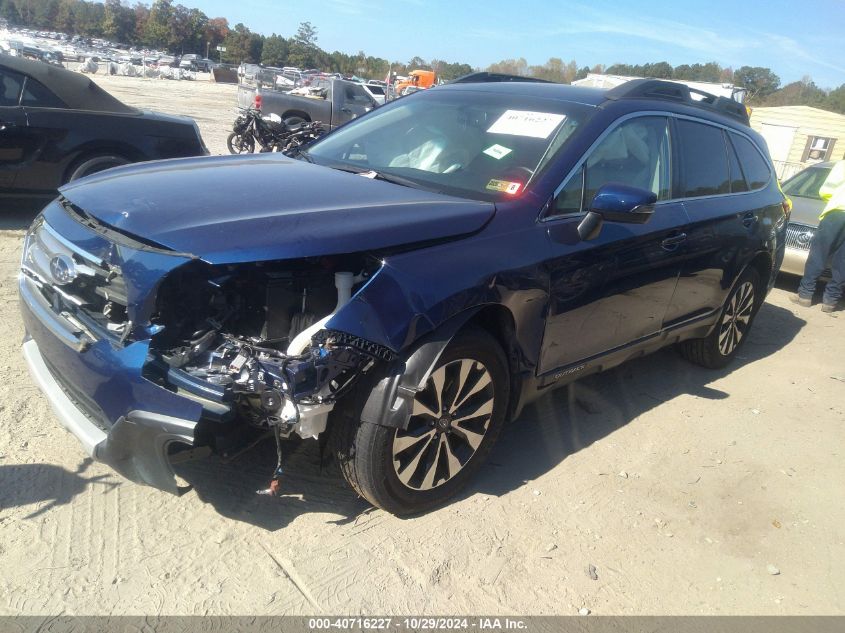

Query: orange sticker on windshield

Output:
[486, 179, 522, 195]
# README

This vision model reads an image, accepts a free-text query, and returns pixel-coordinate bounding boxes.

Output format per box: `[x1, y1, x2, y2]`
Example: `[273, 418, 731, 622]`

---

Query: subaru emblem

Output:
[49, 254, 77, 286]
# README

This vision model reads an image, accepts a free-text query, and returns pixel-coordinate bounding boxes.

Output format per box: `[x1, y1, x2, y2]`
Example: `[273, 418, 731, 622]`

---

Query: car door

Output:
[336, 83, 375, 126]
[539, 114, 689, 375]
[663, 119, 763, 324]
[14, 75, 72, 193]
[0, 67, 29, 190]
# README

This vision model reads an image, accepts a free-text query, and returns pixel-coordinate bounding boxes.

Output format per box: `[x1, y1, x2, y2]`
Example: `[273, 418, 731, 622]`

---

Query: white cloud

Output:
[325, 0, 373, 15]
[471, 7, 754, 60]
[760, 32, 845, 77]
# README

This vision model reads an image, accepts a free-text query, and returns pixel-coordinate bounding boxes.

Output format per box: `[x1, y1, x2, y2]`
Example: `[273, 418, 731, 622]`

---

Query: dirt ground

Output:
[0, 74, 843, 616]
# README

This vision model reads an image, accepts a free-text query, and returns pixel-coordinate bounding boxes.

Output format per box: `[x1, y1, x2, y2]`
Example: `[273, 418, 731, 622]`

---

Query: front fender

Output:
[325, 260, 445, 353]
[359, 308, 480, 429]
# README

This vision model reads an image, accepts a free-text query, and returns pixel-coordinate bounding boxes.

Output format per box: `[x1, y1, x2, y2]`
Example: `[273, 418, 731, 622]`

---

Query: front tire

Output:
[227, 132, 255, 154]
[333, 327, 509, 515]
[679, 267, 761, 369]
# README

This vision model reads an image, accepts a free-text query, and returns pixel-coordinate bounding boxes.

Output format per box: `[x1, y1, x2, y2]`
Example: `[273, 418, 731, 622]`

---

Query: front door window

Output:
[553, 116, 671, 216]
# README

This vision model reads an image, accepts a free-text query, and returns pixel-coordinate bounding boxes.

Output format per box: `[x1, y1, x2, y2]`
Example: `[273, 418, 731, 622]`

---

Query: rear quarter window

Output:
[677, 119, 730, 197]
[21, 77, 66, 109]
[725, 131, 749, 193]
[730, 133, 771, 190]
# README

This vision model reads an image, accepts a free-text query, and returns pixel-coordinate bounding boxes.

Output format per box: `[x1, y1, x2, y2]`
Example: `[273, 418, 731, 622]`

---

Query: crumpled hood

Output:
[59, 154, 495, 264]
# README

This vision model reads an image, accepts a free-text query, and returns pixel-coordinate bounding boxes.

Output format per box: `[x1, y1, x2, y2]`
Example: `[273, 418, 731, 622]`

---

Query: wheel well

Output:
[63, 146, 136, 184]
[750, 252, 772, 282]
[282, 110, 311, 122]
[749, 251, 773, 291]
[463, 305, 521, 421]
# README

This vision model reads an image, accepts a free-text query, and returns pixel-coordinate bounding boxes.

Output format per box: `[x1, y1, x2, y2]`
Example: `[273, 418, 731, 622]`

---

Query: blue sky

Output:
[191, 0, 845, 88]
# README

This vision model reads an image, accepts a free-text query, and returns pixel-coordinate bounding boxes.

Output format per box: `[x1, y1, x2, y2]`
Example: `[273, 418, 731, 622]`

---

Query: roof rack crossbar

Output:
[604, 78, 748, 123]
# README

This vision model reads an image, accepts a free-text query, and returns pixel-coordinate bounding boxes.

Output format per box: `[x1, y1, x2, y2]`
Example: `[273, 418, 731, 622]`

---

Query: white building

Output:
[750, 105, 845, 180]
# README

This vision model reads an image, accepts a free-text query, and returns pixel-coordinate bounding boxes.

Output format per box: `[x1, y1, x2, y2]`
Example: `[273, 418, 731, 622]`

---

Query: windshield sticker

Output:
[487, 110, 566, 139]
[486, 179, 522, 195]
[483, 144, 513, 160]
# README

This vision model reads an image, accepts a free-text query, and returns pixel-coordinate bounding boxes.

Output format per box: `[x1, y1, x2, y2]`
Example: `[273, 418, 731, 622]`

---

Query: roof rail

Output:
[604, 78, 749, 124]
[449, 72, 552, 84]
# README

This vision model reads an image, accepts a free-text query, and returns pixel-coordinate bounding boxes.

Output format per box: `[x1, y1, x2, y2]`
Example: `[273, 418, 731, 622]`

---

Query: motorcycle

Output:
[227, 108, 326, 155]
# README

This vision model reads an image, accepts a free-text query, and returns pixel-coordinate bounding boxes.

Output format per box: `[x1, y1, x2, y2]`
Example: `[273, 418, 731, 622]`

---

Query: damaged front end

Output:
[21, 200, 394, 495]
[144, 256, 392, 490]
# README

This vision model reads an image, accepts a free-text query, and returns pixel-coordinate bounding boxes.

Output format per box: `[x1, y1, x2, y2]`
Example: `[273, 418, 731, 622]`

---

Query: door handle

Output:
[741, 211, 757, 228]
[0, 120, 15, 131]
[661, 233, 687, 251]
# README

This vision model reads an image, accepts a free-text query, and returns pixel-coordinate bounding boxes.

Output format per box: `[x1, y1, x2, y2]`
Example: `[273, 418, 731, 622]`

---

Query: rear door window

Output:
[730, 133, 771, 190]
[676, 119, 729, 197]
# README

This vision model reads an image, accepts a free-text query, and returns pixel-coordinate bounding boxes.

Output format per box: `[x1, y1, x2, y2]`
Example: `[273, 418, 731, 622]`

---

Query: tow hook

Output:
[256, 424, 286, 496]
[257, 465, 284, 496]
[257, 396, 299, 497]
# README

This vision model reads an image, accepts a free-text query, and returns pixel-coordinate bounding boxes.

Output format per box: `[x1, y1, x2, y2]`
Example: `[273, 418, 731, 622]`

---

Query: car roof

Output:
[0, 53, 137, 113]
[435, 80, 752, 128]
[436, 81, 608, 106]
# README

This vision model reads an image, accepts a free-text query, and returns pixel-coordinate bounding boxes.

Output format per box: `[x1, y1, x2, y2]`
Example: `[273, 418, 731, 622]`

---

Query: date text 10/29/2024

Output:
[308, 618, 529, 631]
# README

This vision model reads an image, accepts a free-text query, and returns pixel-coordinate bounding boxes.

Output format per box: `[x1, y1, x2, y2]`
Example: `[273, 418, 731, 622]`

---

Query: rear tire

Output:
[679, 267, 761, 369]
[332, 327, 509, 515]
[284, 116, 307, 130]
[67, 154, 129, 182]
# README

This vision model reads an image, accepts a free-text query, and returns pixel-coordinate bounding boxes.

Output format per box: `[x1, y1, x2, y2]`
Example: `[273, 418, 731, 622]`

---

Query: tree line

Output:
[486, 57, 845, 113]
[0, 0, 473, 79]
[2, 0, 843, 112]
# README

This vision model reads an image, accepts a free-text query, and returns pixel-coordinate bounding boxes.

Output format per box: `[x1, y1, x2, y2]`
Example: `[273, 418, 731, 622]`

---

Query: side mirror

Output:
[577, 183, 657, 241]
[590, 183, 656, 223]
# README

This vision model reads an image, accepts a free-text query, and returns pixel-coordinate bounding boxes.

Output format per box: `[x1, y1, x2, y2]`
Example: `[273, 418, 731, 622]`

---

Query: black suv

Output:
[20, 79, 788, 514]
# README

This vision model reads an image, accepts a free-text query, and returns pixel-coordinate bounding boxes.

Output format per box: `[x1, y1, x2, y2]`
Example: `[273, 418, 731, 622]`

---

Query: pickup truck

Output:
[237, 77, 378, 129]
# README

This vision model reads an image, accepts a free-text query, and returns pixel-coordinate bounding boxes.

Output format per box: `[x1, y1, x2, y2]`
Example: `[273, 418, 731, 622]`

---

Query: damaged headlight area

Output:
[145, 257, 389, 448]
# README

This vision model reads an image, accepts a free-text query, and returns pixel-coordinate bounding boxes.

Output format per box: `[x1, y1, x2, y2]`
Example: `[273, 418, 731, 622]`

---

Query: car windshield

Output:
[782, 165, 831, 199]
[306, 89, 592, 200]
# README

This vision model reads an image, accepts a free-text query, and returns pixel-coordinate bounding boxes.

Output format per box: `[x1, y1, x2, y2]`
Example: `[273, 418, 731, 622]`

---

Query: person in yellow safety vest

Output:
[791, 159, 845, 312]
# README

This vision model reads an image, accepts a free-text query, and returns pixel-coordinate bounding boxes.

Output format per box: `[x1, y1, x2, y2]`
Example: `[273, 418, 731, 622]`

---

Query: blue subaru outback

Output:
[20, 79, 788, 514]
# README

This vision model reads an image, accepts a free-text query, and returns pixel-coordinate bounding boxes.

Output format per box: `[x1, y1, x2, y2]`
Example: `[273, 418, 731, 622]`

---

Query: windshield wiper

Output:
[356, 169, 424, 189]
[326, 163, 439, 191]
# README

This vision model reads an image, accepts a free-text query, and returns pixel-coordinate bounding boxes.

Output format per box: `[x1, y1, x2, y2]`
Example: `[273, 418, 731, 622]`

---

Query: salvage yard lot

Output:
[0, 74, 843, 615]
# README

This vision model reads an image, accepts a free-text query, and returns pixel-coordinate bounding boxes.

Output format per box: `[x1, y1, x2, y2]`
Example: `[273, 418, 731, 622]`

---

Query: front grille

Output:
[785, 222, 815, 251]
[21, 218, 130, 339]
